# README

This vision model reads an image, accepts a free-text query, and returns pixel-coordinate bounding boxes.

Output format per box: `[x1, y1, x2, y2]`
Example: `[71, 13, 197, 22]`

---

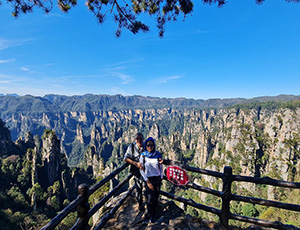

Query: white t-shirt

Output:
[139, 155, 163, 181]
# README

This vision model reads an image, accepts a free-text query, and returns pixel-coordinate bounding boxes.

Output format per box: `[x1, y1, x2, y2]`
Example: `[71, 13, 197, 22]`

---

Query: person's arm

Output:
[159, 158, 164, 179]
[125, 157, 143, 169]
[146, 179, 154, 190]
[124, 144, 143, 169]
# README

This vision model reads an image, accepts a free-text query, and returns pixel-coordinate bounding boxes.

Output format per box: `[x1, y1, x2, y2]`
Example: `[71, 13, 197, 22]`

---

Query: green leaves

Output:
[179, 0, 193, 14]
[242, 203, 259, 217]
[3, 0, 300, 36]
[4, 0, 195, 37]
[58, 0, 78, 12]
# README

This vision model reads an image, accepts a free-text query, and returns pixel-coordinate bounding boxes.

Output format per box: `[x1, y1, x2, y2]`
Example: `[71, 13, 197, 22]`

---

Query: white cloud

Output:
[105, 58, 142, 71]
[107, 58, 145, 68]
[0, 37, 34, 50]
[100, 58, 145, 85]
[110, 72, 134, 84]
[0, 80, 14, 84]
[21, 67, 30, 71]
[0, 74, 26, 84]
[153, 75, 182, 84]
[0, 58, 15, 64]
[0, 73, 12, 79]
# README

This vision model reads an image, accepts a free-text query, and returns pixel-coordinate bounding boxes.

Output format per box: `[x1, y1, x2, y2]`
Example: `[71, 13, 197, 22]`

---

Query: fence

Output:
[40, 160, 300, 230]
[40, 163, 132, 230]
[162, 160, 300, 230]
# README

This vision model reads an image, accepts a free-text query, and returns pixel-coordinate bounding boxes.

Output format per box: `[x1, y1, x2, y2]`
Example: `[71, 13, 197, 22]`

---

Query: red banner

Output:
[165, 165, 190, 186]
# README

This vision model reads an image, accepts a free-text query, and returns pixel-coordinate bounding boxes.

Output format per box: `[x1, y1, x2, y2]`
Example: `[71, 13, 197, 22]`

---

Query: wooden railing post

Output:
[220, 166, 233, 230]
[77, 184, 90, 230]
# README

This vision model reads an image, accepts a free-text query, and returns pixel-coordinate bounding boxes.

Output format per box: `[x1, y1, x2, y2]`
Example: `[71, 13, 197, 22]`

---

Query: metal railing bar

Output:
[233, 175, 300, 189]
[41, 163, 129, 230]
[89, 163, 129, 195]
[232, 194, 300, 212]
[186, 181, 223, 197]
[163, 175, 222, 197]
[70, 174, 133, 230]
[40, 161, 300, 230]
[89, 173, 133, 218]
[40, 195, 83, 230]
[163, 159, 223, 178]
[160, 190, 221, 216]
[229, 213, 300, 230]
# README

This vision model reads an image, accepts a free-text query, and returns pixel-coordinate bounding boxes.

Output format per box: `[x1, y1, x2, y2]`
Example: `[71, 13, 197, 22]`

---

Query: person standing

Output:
[124, 132, 145, 210]
[140, 137, 163, 224]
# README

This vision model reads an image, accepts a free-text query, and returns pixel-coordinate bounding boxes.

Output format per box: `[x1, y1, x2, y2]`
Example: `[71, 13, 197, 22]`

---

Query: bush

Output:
[242, 203, 259, 217]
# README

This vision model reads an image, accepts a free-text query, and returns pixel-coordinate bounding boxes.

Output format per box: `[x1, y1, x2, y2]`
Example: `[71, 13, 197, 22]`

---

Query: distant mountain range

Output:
[0, 93, 19, 97]
[0, 94, 300, 113]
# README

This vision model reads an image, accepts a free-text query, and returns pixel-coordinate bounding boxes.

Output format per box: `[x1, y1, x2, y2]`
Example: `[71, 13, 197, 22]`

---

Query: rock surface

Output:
[97, 194, 268, 230]
[100, 195, 218, 230]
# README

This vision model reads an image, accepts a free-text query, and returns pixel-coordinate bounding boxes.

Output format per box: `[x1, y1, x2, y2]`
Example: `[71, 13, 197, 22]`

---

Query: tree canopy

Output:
[1, 0, 300, 37]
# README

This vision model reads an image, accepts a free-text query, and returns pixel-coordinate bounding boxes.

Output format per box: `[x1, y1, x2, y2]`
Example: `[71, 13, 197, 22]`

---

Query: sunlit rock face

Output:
[1, 94, 300, 189]
[41, 130, 63, 185]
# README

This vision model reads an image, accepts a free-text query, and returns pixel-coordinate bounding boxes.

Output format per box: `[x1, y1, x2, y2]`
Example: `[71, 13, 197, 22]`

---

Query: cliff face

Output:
[186, 108, 300, 180]
[1, 105, 300, 183]
[41, 130, 65, 185]
[0, 117, 94, 203]
[0, 119, 17, 156]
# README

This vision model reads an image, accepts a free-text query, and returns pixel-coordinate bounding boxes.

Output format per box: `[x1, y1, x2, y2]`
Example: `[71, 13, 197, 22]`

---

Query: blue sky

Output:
[0, 0, 300, 100]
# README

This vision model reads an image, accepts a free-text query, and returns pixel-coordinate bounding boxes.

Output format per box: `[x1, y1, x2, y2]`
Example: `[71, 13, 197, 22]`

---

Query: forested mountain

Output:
[0, 120, 95, 229]
[1, 94, 300, 113]
[1, 94, 300, 228]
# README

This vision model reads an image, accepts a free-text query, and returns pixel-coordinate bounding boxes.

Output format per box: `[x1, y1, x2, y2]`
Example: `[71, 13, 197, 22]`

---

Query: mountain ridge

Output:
[0, 93, 299, 113]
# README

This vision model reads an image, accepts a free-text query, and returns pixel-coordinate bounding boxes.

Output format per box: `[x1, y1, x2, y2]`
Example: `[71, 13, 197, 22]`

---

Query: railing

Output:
[40, 163, 132, 230]
[162, 160, 300, 230]
[40, 160, 300, 230]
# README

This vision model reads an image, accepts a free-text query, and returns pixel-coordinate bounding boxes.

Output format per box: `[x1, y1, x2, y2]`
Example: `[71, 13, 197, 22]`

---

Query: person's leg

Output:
[150, 178, 162, 222]
[144, 185, 155, 223]
[136, 177, 144, 209]
[145, 176, 159, 220]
